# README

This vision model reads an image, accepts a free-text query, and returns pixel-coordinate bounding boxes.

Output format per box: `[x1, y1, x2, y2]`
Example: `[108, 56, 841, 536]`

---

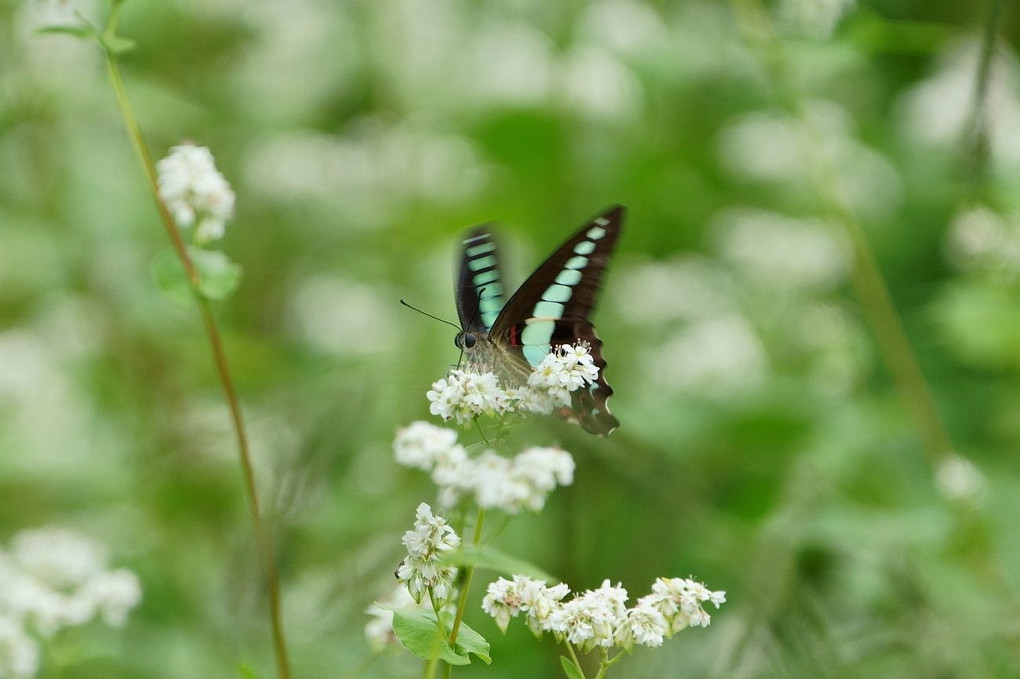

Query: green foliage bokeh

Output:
[1, 0, 1019, 677]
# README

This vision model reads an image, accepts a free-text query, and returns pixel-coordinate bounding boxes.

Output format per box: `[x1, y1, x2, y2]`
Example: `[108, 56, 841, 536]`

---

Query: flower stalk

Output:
[449, 509, 485, 645]
[100, 8, 291, 679]
[732, 0, 954, 468]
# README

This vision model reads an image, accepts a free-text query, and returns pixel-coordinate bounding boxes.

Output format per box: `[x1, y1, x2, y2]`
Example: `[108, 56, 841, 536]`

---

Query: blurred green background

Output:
[2, 0, 1020, 677]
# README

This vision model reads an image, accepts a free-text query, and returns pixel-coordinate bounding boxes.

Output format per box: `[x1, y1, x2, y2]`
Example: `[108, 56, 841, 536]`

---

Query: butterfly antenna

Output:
[399, 299, 461, 331]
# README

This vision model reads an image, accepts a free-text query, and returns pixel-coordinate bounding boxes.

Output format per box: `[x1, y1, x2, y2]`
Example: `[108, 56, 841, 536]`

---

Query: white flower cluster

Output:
[393, 422, 575, 514]
[426, 370, 510, 425]
[0, 527, 142, 678]
[156, 144, 236, 244]
[426, 343, 600, 426]
[945, 206, 1020, 278]
[395, 503, 461, 603]
[526, 344, 601, 408]
[935, 454, 988, 505]
[482, 575, 725, 653]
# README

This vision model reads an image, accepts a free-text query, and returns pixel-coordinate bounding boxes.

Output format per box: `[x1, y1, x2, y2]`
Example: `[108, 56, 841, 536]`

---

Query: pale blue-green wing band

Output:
[457, 228, 507, 333]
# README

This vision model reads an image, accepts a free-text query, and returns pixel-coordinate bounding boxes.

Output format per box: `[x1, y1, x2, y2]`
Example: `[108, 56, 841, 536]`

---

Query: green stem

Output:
[732, 0, 954, 468]
[422, 657, 439, 679]
[473, 417, 492, 446]
[425, 589, 453, 679]
[563, 642, 586, 678]
[101, 13, 291, 679]
[449, 509, 485, 644]
[965, 0, 1005, 180]
[592, 648, 611, 679]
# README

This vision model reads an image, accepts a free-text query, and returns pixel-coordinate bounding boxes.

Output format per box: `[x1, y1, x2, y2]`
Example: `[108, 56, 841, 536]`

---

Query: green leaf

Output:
[933, 281, 1020, 369]
[452, 621, 491, 664]
[391, 610, 470, 666]
[190, 248, 243, 300]
[236, 664, 258, 679]
[150, 247, 242, 303]
[150, 248, 194, 305]
[560, 655, 586, 679]
[446, 545, 557, 582]
[36, 24, 96, 39]
[100, 34, 137, 55]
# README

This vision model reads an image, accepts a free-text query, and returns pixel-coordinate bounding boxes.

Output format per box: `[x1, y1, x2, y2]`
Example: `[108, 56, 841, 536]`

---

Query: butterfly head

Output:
[455, 330, 478, 351]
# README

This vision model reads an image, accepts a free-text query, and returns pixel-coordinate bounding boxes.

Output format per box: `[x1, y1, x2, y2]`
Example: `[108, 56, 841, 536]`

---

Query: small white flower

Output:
[944, 206, 1020, 276]
[511, 447, 575, 512]
[425, 345, 600, 427]
[529, 344, 600, 393]
[393, 421, 463, 471]
[547, 580, 629, 652]
[11, 527, 107, 590]
[646, 577, 726, 632]
[481, 575, 572, 636]
[481, 577, 522, 633]
[482, 574, 723, 651]
[510, 576, 570, 636]
[936, 454, 989, 505]
[618, 602, 668, 648]
[401, 503, 460, 559]
[397, 504, 461, 604]
[467, 451, 529, 512]
[511, 385, 559, 415]
[432, 447, 576, 514]
[426, 369, 507, 425]
[0, 528, 143, 644]
[156, 144, 235, 244]
[79, 569, 143, 628]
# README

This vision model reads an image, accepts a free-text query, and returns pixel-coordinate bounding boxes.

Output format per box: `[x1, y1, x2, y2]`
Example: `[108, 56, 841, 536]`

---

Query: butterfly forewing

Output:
[491, 205, 623, 361]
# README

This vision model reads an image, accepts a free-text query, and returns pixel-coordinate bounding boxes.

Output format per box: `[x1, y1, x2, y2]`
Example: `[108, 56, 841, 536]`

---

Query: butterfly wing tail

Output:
[552, 323, 619, 436]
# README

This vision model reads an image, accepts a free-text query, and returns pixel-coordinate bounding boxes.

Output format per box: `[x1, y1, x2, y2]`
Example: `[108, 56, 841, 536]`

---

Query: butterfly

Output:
[454, 205, 624, 436]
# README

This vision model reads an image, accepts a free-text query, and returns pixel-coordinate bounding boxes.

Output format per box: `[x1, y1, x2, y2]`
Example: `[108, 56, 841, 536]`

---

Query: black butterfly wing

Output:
[455, 226, 506, 334]
[491, 205, 625, 435]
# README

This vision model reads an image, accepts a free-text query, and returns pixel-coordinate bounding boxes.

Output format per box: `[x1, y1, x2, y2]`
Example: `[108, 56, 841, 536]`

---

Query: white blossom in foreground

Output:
[427, 343, 601, 425]
[156, 144, 236, 244]
[396, 504, 460, 603]
[482, 575, 724, 652]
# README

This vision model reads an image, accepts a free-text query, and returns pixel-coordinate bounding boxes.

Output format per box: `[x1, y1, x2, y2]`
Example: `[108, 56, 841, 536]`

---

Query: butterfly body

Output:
[454, 206, 624, 435]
